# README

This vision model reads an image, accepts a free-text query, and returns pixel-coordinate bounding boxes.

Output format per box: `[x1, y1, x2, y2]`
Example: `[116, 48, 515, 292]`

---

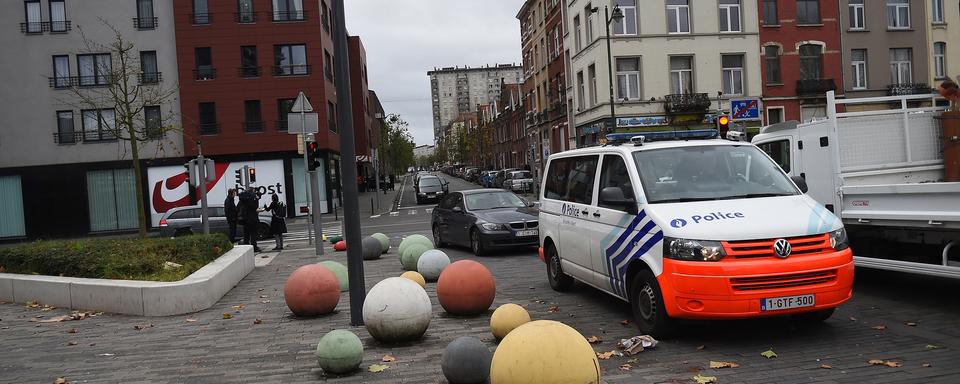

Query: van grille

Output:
[723, 234, 832, 259]
[730, 269, 837, 291]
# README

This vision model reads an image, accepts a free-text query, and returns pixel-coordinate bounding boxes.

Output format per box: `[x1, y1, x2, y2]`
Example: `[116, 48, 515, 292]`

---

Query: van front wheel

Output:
[546, 245, 574, 291]
[629, 270, 676, 338]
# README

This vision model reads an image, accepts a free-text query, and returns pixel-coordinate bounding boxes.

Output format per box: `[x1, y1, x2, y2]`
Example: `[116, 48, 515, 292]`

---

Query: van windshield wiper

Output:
[650, 197, 716, 204]
[715, 193, 794, 200]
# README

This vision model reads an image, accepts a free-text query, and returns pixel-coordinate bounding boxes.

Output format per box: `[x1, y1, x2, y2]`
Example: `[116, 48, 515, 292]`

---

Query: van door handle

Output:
[593, 212, 601, 218]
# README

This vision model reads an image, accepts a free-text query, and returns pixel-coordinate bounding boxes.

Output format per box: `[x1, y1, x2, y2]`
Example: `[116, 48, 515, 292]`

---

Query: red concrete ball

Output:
[334, 240, 347, 251]
[437, 260, 496, 315]
[283, 264, 341, 317]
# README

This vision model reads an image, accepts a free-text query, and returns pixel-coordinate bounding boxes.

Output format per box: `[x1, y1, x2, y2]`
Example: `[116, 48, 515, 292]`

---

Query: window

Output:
[851, 49, 868, 89]
[721, 54, 744, 95]
[573, 15, 582, 51]
[670, 56, 694, 94]
[848, 0, 865, 29]
[274, 44, 307, 76]
[613, 0, 637, 35]
[53, 55, 71, 88]
[321, 1, 330, 31]
[758, 139, 791, 173]
[77, 53, 111, 86]
[887, 0, 910, 29]
[24, 0, 42, 33]
[50, 0, 67, 32]
[616, 57, 641, 100]
[766, 107, 784, 125]
[193, 0, 210, 24]
[764, 45, 781, 84]
[198, 102, 217, 135]
[799, 44, 823, 81]
[272, 0, 304, 21]
[598, 155, 634, 210]
[576, 71, 585, 110]
[932, 0, 944, 23]
[240, 45, 258, 77]
[934, 42, 946, 79]
[762, 0, 778, 25]
[244, 100, 263, 132]
[553, 25, 561, 57]
[194, 47, 213, 80]
[797, 0, 821, 24]
[81, 109, 116, 141]
[544, 156, 599, 203]
[237, 0, 255, 23]
[277, 98, 295, 130]
[719, 0, 741, 32]
[588, 64, 597, 106]
[87, 169, 138, 232]
[327, 102, 337, 133]
[324, 50, 333, 80]
[144, 106, 162, 139]
[140, 51, 159, 84]
[56, 111, 75, 144]
[667, 0, 690, 33]
[0, 176, 26, 239]
[136, 0, 156, 29]
[585, 4, 595, 42]
[889, 48, 912, 84]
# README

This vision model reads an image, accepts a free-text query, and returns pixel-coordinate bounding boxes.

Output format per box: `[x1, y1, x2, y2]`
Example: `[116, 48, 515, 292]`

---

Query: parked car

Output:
[464, 167, 481, 181]
[481, 171, 498, 187]
[416, 175, 448, 204]
[504, 170, 534, 193]
[493, 168, 519, 188]
[431, 189, 538, 255]
[158, 205, 274, 240]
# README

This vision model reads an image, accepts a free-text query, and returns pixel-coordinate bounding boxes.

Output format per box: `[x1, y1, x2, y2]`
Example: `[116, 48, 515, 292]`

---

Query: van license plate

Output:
[760, 294, 815, 311]
[516, 229, 538, 237]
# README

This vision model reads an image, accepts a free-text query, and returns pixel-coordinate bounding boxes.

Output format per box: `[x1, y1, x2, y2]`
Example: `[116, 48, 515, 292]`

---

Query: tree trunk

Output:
[128, 121, 147, 237]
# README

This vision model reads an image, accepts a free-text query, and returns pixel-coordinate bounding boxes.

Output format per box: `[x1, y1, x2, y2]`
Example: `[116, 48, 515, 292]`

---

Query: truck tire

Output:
[792, 308, 835, 323]
[546, 244, 574, 291]
[629, 270, 676, 338]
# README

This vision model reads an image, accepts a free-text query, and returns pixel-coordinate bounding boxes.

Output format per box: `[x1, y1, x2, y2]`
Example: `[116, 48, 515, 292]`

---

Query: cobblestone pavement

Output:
[1, 176, 959, 383]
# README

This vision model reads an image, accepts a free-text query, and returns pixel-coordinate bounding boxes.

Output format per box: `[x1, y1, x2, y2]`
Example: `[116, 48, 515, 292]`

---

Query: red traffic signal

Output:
[307, 141, 321, 171]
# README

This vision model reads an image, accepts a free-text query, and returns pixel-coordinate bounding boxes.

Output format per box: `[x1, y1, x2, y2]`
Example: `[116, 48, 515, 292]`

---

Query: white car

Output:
[504, 170, 534, 193]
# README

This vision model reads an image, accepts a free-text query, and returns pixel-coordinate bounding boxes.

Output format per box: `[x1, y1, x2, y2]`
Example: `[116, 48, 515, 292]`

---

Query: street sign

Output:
[297, 134, 304, 154]
[291, 91, 314, 112]
[287, 113, 319, 133]
[730, 98, 761, 121]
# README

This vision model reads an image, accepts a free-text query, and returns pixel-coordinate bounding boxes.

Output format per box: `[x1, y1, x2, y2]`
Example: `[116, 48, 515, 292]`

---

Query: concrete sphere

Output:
[399, 234, 433, 255]
[362, 236, 382, 260]
[284, 264, 340, 317]
[334, 240, 347, 252]
[362, 277, 432, 342]
[401, 271, 426, 288]
[441, 336, 492, 384]
[490, 320, 601, 384]
[329, 235, 343, 244]
[417, 249, 450, 282]
[490, 304, 531, 340]
[400, 243, 431, 271]
[371, 233, 390, 254]
[318, 261, 349, 292]
[436, 260, 496, 315]
[315, 329, 363, 374]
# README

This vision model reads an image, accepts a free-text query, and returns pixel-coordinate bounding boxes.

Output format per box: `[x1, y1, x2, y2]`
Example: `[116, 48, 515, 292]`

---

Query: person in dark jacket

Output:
[264, 193, 287, 251]
[238, 187, 261, 252]
[224, 189, 238, 243]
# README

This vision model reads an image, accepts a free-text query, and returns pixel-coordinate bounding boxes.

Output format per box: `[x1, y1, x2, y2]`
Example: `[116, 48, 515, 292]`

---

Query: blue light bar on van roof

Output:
[605, 129, 719, 145]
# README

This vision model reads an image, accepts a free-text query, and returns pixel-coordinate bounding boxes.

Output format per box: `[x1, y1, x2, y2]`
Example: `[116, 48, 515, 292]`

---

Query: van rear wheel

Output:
[546, 245, 574, 291]
[629, 270, 676, 338]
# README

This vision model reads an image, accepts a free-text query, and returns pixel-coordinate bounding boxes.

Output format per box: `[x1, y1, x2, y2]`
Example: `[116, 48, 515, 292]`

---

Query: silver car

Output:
[158, 205, 274, 240]
[504, 170, 534, 193]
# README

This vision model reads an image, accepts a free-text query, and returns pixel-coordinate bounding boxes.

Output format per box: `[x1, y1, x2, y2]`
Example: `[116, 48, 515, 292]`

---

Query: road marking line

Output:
[390, 212, 399, 217]
[426, 208, 433, 213]
[370, 214, 381, 218]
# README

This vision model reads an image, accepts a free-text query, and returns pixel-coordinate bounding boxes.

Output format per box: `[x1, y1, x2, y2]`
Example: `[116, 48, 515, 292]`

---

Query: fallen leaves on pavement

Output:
[381, 354, 396, 362]
[253, 319, 262, 325]
[922, 363, 932, 368]
[368, 364, 389, 373]
[709, 361, 739, 369]
[848, 316, 858, 321]
[868, 359, 902, 367]
[547, 306, 560, 313]
[618, 335, 658, 355]
[620, 319, 630, 326]
[619, 363, 632, 371]
[66, 341, 77, 346]
[693, 373, 718, 384]
[232, 305, 245, 311]
[760, 349, 778, 359]
[926, 344, 940, 349]
[586, 336, 601, 344]
[54, 377, 67, 384]
[222, 313, 233, 319]
[185, 319, 197, 323]
[67, 328, 76, 334]
[596, 351, 619, 360]
[133, 324, 153, 330]
[871, 325, 887, 331]
[34, 312, 93, 323]
[905, 321, 917, 326]
[820, 364, 833, 369]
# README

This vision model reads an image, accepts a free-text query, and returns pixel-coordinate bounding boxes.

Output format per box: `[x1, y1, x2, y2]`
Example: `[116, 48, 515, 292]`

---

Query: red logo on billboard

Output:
[151, 163, 230, 214]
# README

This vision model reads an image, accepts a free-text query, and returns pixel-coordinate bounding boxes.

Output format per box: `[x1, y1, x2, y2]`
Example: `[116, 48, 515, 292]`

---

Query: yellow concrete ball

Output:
[490, 304, 531, 340]
[490, 320, 601, 384]
[400, 271, 426, 288]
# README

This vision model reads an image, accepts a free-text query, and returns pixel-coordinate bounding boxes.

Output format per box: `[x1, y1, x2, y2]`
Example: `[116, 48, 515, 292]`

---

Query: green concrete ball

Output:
[329, 235, 343, 244]
[401, 243, 431, 271]
[315, 329, 363, 374]
[399, 234, 434, 256]
[319, 261, 349, 292]
[372, 233, 390, 254]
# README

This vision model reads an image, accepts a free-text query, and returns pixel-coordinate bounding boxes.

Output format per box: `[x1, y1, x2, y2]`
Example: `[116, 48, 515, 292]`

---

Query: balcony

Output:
[199, 123, 220, 135]
[191, 13, 212, 25]
[138, 72, 162, 84]
[663, 93, 711, 114]
[235, 12, 257, 24]
[48, 75, 113, 89]
[82, 130, 117, 143]
[887, 83, 932, 96]
[133, 17, 158, 30]
[238, 66, 261, 78]
[194, 68, 216, 80]
[272, 65, 311, 77]
[272, 10, 306, 22]
[53, 132, 82, 144]
[244, 121, 265, 133]
[20, 21, 71, 34]
[796, 79, 837, 97]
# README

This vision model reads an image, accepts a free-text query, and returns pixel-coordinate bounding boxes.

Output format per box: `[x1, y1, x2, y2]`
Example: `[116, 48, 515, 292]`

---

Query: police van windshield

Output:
[632, 145, 798, 204]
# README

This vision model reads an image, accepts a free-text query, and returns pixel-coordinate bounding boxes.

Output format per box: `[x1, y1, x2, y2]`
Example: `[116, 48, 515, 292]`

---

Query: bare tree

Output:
[58, 21, 180, 237]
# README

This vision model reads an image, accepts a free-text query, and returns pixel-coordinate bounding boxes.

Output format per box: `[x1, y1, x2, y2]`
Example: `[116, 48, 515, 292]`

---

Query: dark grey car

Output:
[431, 189, 538, 255]
[158, 205, 274, 240]
[416, 175, 448, 204]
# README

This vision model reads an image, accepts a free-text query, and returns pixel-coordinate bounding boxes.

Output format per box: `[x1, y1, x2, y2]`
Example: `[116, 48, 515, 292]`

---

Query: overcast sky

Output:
[344, 0, 525, 146]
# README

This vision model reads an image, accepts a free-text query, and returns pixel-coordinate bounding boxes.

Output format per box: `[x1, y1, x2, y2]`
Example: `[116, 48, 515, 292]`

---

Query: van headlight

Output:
[663, 237, 726, 262]
[829, 228, 849, 251]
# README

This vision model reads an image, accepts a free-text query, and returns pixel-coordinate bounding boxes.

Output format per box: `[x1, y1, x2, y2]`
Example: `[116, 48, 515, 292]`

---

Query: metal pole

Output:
[197, 142, 210, 235]
[373, 149, 380, 209]
[333, 0, 365, 326]
[310, 170, 324, 256]
[605, 6, 616, 136]
[301, 97, 314, 246]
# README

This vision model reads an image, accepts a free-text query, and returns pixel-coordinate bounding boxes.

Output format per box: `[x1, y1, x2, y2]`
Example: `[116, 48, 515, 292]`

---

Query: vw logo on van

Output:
[773, 239, 792, 258]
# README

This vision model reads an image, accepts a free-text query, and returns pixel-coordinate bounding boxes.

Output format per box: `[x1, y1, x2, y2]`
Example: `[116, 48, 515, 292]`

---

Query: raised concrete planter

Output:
[0, 245, 254, 316]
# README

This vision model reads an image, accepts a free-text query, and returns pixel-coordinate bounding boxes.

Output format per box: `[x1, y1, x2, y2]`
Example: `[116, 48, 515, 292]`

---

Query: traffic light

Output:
[307, 141, 321, 171]
[717, 115, 730, 133]
[248, 167, 257, 183]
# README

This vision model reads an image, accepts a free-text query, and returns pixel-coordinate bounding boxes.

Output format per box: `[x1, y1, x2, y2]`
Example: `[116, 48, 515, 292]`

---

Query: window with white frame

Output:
[667, 0, 690, 34]
[553, 25, 561, 58]
[766, 107, 784, 125]
[886, 0, 910, 29]
[670, 56, 694, 94]
[851, 49, 868, 89]
[848, 0, 865, 30]
[585, 4, 595, 42]
[616, 57, 641, 100]
[588, 64, 597, 106]
[889, 48, 912, 84]
[721, 54, 744, 95]
[932, 0, 944, 23]
[934, 42, 946, 79]
[613, 0, 637, 35]
[577, 71, 585, 110]
[719, 0, 741, 33]
[574, 15, 582, 51]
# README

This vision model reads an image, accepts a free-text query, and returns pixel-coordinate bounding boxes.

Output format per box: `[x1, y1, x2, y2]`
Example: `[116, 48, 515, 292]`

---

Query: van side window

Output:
[599, 155, 634, 210]
[544, 158, 570, 199]
[758, 139, 791, 173]
[566, 156, 599, 204]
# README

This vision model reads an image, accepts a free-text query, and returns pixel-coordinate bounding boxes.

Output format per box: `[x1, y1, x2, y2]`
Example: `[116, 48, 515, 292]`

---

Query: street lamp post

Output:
[594, 5, 624, 139]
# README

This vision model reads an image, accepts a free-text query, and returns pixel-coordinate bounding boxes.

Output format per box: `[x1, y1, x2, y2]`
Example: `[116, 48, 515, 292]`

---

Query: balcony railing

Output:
[244, 121, 265, 133]
[20, 21, 71, 34]
[139, 72, 162, 84]
[199, 123, 220, 135]
[191, 13, 213, 25]
[48, 75, 113, 88]
[887, 83, 932, 96]
[193, 68, 216, 80]
[663, 93, 711, 114]
[272, 10, 306, 22]
[50, 21, 70, 33]
[133, 17, 158, 30]
[238, 66, 261, 78]
[235, 11, 257, 23]
[796, 78, 837, 97]
[83, 130, 117, 142]
[53, 131, 81, 144]
[273, 65, 310, 76]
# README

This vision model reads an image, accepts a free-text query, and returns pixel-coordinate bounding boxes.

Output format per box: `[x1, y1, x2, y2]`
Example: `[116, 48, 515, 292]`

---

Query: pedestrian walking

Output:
[224, 189, 238, 243]
[264, 193, 287, 251]
[238, 187, 261, 252]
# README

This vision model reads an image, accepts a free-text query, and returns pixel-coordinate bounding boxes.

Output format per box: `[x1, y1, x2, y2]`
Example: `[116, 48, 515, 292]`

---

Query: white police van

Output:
[538, 130, 854, 336]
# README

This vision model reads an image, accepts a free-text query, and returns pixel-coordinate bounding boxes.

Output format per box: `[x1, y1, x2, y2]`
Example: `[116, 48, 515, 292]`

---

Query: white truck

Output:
[752, 91, 960, 279]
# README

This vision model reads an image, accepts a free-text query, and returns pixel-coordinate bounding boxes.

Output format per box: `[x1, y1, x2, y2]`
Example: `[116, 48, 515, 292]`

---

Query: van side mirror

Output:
[599, 187, 638, 215]
[791, 175, 808, 194]
[452, 206, 463, 213]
